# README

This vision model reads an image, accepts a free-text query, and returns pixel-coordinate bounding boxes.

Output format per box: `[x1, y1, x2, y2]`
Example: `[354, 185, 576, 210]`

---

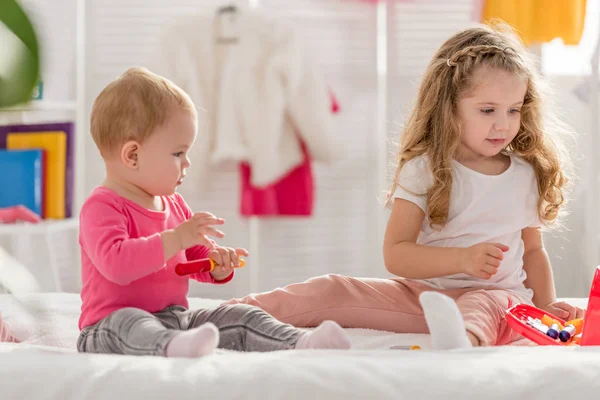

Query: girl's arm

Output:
[383, 199, 465, 279]
[521, 227, 556, 308]
[522, 227, 584, 320]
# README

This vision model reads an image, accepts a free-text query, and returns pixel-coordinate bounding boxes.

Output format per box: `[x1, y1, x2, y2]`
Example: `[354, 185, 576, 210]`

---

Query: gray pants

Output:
[77, 304, 303, 356]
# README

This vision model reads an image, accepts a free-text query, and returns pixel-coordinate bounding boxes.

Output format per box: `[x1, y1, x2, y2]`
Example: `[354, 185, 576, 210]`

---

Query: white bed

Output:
[1, 293, 598, 399]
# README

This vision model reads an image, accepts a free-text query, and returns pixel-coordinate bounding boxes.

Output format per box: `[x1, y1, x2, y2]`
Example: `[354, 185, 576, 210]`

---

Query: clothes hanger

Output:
[215, 3, 240, 44]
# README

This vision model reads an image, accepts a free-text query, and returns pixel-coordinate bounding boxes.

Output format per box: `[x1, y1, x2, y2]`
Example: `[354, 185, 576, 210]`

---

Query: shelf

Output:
[0, 101, 77, 112]
[0, 218, 78, 236]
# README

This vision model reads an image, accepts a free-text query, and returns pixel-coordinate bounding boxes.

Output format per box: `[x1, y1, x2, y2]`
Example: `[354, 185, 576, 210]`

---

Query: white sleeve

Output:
[392, 156, 433, 212]
[527, 189, 543, 228]
[522, 162, 543, 228]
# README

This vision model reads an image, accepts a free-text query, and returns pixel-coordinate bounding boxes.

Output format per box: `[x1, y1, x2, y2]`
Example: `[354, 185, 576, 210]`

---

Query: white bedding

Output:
[1, 294, 598, 399]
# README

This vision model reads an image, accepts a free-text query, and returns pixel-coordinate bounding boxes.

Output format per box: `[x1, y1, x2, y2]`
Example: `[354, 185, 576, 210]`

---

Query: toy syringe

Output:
[175, 258, 246, 276]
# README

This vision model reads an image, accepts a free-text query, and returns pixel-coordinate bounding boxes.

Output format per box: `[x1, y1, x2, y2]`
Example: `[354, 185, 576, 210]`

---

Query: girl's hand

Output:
[208, 246, 249, 281]
[541, 301, 585, 321]
[460, 242, 509, 279]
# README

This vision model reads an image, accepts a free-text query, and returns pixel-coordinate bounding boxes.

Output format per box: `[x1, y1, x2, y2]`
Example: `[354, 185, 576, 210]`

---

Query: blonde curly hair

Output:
[388, 22, 572, 229]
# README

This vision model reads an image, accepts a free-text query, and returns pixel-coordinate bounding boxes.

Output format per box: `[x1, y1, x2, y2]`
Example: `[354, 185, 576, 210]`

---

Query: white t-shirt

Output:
[392, 153, 541, 298]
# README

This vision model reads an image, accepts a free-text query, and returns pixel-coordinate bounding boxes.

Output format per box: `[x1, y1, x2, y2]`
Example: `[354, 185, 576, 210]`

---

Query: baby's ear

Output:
[121, 140, 140, 169]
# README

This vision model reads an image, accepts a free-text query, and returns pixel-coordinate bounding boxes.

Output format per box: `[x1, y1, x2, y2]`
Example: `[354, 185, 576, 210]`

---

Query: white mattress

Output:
[1, 293, 598, 399]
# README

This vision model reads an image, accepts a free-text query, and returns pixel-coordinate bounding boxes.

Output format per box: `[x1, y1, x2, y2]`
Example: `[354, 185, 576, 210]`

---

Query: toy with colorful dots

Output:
[506, 265, 600, 346]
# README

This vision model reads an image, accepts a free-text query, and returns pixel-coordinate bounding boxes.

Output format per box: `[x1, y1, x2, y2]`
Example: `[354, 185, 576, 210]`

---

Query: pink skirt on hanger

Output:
[240, 143, 314, 217]
[239, 91, 340, 217]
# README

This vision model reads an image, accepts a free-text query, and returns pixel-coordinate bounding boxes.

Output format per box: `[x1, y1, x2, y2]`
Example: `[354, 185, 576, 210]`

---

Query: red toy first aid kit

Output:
[506, 266, 600, 346]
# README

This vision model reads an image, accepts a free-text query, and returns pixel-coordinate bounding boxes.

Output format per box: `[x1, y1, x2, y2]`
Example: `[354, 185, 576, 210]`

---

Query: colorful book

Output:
[0, 122, 75, 217]
[7, 131, 66, 219]
[0, 149, 44, 217]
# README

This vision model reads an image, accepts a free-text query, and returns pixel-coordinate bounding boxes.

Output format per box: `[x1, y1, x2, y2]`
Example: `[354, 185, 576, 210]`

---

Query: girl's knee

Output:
[307, 273, 350, 290]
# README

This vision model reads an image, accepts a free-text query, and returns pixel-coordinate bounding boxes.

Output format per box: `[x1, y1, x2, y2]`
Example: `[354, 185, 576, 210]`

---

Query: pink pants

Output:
[225, 274, 533, 346]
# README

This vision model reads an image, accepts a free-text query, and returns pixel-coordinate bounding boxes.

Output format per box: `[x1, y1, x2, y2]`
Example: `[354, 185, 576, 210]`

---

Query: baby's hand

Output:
[541, 301, 585, 321]
[175, 212, 225, 250]
[208, 246, 249, 281]
[460, 242, 509, 279]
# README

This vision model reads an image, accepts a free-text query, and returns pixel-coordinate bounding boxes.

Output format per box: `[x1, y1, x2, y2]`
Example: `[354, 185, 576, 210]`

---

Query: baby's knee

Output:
[102, 307, 155, 328]
[218, 303, 266, 319]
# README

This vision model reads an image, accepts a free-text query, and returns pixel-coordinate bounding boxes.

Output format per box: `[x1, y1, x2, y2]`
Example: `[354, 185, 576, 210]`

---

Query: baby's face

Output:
[134, 109, 197, 196]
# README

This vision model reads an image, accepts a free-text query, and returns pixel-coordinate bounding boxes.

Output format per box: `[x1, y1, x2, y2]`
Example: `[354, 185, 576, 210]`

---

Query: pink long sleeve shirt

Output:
[78, 187, 232, 329]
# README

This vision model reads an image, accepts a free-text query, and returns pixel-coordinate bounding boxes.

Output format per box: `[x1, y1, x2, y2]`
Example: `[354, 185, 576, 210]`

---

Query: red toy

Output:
[175, 258, 246, 276]
[507, 266, 600, 346]
[581, 265, 600, 345]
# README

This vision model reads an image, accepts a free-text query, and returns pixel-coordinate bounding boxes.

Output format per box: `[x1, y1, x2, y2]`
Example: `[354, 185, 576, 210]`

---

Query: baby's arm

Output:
[162, 213, 223, 261]
[383, 198, 465, 279]
[171, 194, 234, 284]
[184, 241, 218, 284]
[80, 198, 170, 285]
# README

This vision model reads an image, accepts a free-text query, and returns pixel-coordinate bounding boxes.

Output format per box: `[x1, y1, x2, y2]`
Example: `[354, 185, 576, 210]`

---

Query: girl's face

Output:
[456, 66, 528, 161]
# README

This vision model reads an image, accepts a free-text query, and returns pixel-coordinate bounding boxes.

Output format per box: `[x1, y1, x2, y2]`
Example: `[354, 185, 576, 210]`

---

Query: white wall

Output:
[78, 1, 600, 298]
[83, 0, 382, 299]
[544, 75, 596, 297]
[5, 0, 595, 299]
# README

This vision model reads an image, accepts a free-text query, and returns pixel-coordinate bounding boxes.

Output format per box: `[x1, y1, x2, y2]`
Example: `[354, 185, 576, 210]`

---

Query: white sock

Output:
[419, 292, 472, 350]
[295, 320, 352, 350]
[165, 322, 219, 358]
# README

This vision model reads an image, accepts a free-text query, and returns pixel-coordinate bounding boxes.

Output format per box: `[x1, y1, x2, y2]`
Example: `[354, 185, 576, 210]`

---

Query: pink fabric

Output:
[78, 187, 228, 330]
[330, 90, 340, 113]
[357, 0, 415, 3]
[239, 91, 340, 217]
[0, 205, 41, 224]
[226, 274, 534, 346]
[0, 314, 18, 343]
[240, 143, 314, 217]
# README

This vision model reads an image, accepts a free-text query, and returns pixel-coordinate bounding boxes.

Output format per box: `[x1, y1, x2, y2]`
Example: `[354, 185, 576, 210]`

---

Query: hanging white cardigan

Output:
[148, 6, 337, 187]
